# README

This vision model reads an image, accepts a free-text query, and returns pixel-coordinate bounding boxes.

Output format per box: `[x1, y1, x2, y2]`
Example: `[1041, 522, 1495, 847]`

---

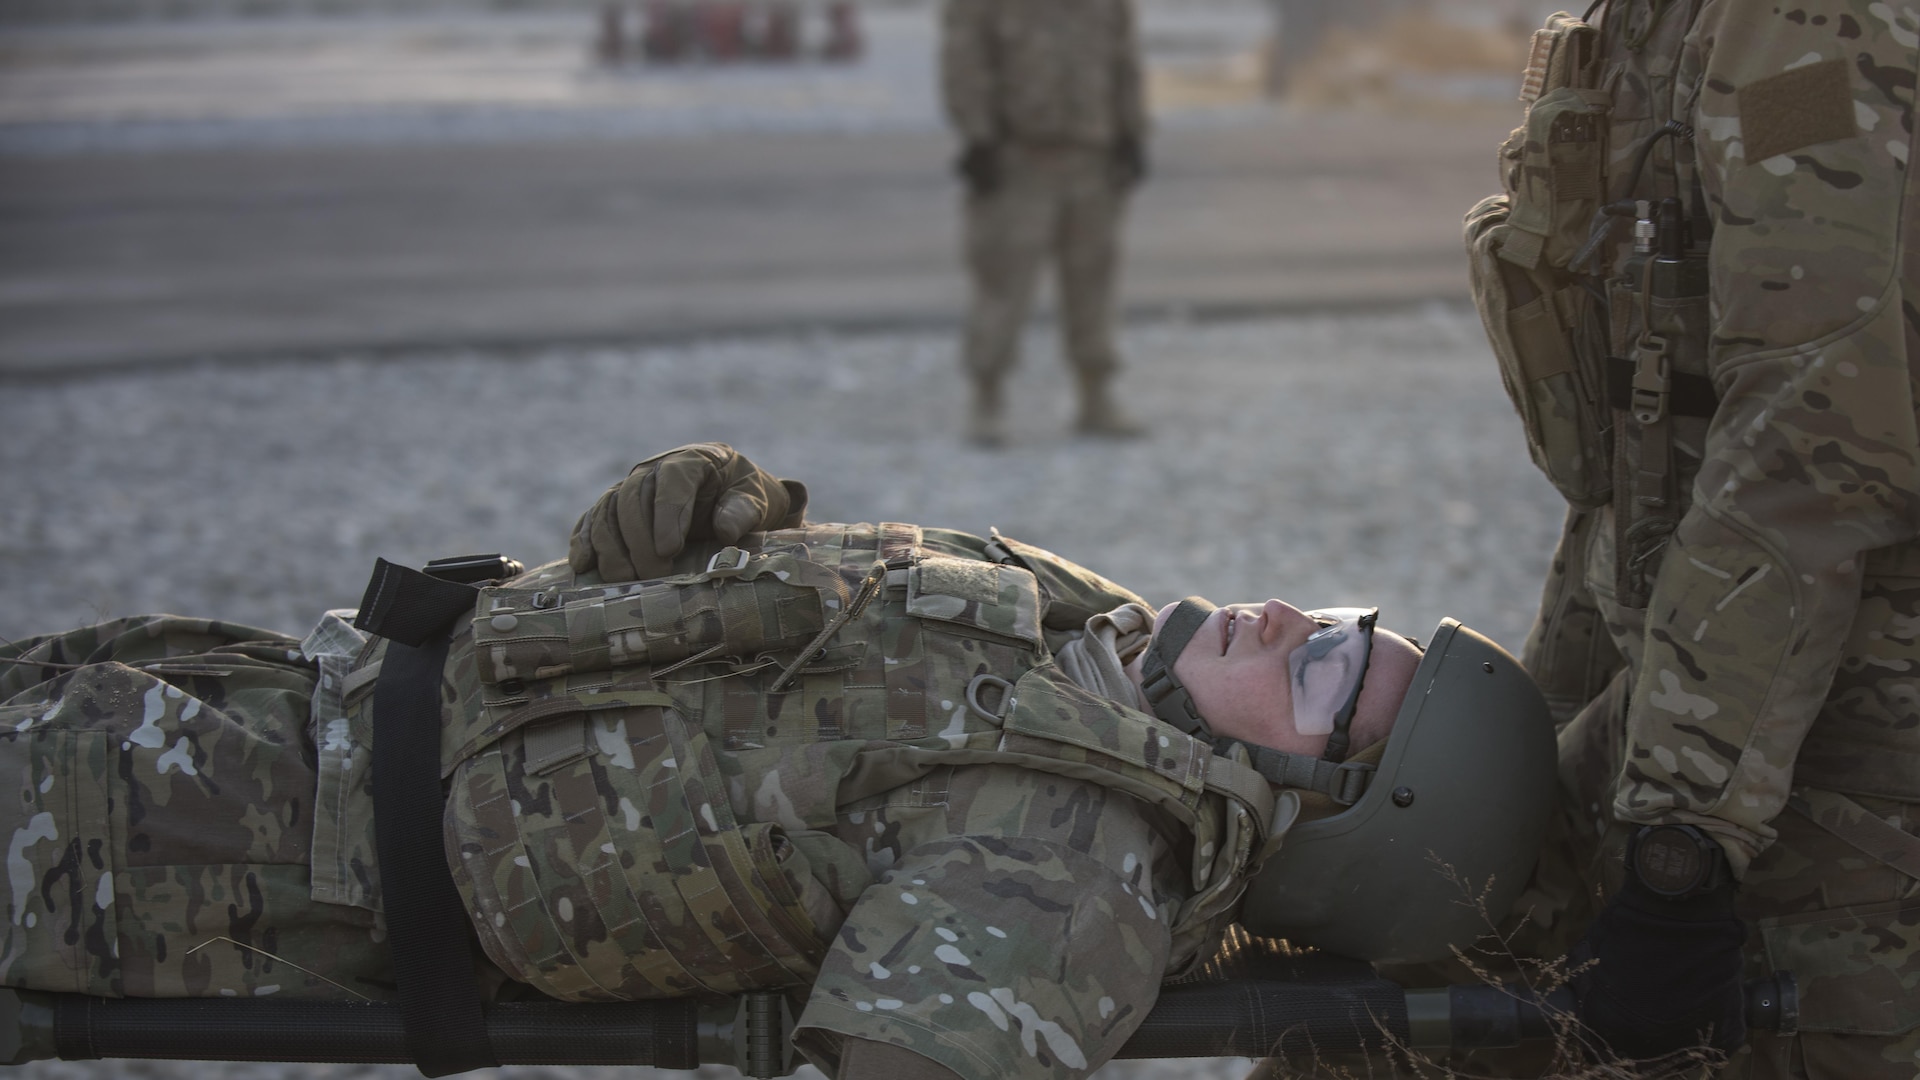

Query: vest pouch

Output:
[471, 554, 836, 686]
[905, 555, 1044, 647]
[1499, 86, 1610, 272]
[1468, 193, 1613, 507]
[449, 552, 841, 765]
[448, 700, 833, 1002]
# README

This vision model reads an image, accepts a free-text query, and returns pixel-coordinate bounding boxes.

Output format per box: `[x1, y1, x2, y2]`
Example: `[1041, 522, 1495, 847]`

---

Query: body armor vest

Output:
[405, 523, 1274, 1002]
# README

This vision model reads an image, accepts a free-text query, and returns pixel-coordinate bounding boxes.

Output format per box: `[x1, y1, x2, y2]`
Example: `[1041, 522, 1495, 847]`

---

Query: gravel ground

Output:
[0, 305, 1565, 1079]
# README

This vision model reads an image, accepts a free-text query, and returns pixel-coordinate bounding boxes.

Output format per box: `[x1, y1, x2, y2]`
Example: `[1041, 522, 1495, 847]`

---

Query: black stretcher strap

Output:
[1606, 356, 1720, 418]
[354, 558, 497, 1078]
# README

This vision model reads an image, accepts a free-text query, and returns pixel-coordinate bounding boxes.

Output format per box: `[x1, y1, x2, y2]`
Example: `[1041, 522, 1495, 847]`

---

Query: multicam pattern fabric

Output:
[1473, 0, 1920, 1071]
[0, 617, 392, 1001]
[938, 0, 1146, 149]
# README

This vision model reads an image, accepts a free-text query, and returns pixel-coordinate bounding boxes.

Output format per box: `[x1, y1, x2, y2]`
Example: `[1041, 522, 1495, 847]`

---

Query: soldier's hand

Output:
[569, 443, 809, 581]
[1570, 829, 1747, 1062]
[956, 142, 999, 197]
[1114, 137, 1147, 187]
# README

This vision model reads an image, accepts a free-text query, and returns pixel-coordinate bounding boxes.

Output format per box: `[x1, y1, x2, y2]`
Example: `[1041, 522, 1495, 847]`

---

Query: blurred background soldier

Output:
[939, 0, 1150, 446]
[1454, 2, 1920, 1075]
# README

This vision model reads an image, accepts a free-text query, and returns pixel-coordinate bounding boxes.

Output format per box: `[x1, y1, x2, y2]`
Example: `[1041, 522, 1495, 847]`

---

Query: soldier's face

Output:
[1139, 599, 1423, 755]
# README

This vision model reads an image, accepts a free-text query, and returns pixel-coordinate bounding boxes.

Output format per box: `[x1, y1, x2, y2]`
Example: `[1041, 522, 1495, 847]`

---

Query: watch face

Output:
[1635, 826, 1707, 895]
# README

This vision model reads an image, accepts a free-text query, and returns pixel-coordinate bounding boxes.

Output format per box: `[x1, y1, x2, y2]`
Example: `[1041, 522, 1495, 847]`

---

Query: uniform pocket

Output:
[1759, 899, 1920, 1035]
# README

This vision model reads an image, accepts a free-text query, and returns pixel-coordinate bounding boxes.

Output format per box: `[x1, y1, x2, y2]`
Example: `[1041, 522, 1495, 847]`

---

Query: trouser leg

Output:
[0, 616, 393, 1000]
[1056, 148, 1141, 436]
[961, 150, 1053, 444]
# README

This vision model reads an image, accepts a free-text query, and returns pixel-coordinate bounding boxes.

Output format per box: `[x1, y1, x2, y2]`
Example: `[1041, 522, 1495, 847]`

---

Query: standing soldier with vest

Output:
[939, 0, 1150, 446]
[1457, 1, 1920, 1073]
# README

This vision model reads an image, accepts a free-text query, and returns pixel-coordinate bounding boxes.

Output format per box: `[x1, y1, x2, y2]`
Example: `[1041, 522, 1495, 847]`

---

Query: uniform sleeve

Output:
[791, 766, 1176, 1080]
[1614, 0, 1920, 874]
[939, 0, 997, 145]
[1112, 0, 1148, 142]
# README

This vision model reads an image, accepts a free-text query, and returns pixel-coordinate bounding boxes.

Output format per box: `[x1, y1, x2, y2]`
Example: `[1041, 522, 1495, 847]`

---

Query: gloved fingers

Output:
[567, 504, 599, 575]
[776, 479, 809, 528]
[712, 483, 786, 544]
[585, 483, 642, 582]
[648, 448, 730, 559]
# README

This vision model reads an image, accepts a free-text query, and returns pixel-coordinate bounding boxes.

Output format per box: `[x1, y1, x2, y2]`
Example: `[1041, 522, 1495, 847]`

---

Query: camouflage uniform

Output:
[0, 525, 1278, 1080]
[939, 0, 1148, 423]
[0, 614, 393, 1001]
[1466, 1, 1920, 1074]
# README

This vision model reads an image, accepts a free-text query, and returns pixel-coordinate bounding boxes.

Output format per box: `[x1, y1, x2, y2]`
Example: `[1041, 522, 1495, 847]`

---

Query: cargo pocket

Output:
[1759, 899, 1920, 1035]
[1467, 193, 1612, 507]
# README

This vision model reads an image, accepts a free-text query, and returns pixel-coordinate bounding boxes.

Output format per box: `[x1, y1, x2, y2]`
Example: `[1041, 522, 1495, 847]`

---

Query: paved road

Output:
[0, 107, 1513, 374]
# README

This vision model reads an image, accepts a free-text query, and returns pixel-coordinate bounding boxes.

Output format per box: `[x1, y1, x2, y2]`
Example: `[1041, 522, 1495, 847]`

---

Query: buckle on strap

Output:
[706, 547, 751, 577]
[1246, 747, 1376, 807]
[1629, 335, 1672, 426]
[1329, 760, 1376, 806]
[1139, 667, 1210, 740]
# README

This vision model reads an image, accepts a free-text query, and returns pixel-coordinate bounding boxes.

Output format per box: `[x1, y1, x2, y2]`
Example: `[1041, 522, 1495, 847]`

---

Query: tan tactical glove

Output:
[569, 443, 809, 581]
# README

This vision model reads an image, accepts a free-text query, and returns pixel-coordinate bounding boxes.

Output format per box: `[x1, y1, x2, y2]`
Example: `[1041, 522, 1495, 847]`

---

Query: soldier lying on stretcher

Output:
[0, 444, 1552, 1080]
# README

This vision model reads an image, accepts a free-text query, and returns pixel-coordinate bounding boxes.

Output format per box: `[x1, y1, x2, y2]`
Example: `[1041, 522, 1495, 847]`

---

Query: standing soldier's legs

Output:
[962, 146, 1056, 446]
[1057, 145, 1143, 437]
[0, 617, 394, 1001]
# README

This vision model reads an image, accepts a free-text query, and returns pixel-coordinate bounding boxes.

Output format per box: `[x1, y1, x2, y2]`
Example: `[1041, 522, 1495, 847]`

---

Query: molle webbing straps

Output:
[354, 556, 511, 1078]
[1137, 597, 1217, 740]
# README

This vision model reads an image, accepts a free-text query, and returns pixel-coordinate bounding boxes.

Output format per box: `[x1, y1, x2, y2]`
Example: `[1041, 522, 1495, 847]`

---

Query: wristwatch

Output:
[1628, 823, 1729, 899]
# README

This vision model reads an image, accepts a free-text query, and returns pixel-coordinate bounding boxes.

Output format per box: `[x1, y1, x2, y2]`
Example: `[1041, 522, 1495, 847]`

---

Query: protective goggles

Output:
[1288, 607, 1377, 763]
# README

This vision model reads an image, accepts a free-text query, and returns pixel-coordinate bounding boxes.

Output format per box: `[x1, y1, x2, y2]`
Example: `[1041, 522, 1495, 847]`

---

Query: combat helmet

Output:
[1138, 609, 1555, 964]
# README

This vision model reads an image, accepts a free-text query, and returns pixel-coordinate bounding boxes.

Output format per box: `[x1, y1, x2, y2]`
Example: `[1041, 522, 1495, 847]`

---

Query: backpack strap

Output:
[354, 555, 512, 1078]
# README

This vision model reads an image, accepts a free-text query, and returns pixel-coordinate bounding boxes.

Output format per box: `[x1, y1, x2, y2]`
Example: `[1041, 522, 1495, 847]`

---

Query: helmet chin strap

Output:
[1136, 597, 1217, 740]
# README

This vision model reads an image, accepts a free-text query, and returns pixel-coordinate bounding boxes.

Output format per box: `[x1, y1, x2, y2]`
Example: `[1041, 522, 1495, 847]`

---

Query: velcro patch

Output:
[1738, 58, 1857, 164]
[918, 557, 1002, 605]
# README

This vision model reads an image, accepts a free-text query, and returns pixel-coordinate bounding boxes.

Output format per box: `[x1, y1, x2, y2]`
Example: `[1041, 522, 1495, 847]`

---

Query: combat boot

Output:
[969, 378, 1008, 448]
[1074, 373, 1147, 438]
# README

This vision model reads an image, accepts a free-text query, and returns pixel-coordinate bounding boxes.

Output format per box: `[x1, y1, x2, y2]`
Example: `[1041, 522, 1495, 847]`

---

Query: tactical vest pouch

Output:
[447, 699, 834, 1002]
[1467, 193, 1613, 506]
[1466, 11, 1612, 506]
[449, 551, 843, 767]
[1498, 87, 1610, 273]
[905, 555, 1043, 647]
